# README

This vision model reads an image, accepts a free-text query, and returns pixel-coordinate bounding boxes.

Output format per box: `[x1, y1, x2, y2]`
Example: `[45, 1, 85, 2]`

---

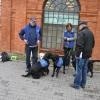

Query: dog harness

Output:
[39, 59, 48, 67]
[56, 57, 63, 68]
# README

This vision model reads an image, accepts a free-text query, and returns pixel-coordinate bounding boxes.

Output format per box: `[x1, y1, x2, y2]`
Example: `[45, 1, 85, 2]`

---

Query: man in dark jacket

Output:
[71, 21, 95, 89]
[19, 17, 41, 72]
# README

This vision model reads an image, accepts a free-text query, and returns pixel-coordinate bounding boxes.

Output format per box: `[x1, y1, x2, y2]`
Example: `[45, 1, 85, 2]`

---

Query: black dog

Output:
[50, 54, 64, 77]
[72, 57, 100, 78]
[22, 52, 51, 79]
[22, 63, 43, 79]
[1, 52, 11, 62]
[87, 60, 100, 77]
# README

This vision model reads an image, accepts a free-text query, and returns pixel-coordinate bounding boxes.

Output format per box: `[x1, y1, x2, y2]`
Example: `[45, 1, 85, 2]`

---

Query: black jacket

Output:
[76, 27, 95, 59]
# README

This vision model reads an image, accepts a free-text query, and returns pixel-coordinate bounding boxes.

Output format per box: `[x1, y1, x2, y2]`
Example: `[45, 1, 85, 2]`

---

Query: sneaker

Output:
[70, 84, 80, 89]
[81, 85, 85, 89]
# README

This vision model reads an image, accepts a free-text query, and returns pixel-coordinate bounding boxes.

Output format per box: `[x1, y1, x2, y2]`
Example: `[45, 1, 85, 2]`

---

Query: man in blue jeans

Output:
[71, 21, 95, 89]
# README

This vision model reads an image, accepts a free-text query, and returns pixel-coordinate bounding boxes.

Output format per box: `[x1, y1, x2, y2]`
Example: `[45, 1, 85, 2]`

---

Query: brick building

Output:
[0, 0, 100, 59]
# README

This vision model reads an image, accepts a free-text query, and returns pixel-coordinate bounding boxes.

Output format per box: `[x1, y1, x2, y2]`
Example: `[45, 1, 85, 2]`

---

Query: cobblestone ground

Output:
[0, 61, 100, 100]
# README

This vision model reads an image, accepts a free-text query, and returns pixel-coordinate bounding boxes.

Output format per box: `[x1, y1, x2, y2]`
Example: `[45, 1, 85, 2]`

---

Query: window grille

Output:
[42, 0, 80, 50]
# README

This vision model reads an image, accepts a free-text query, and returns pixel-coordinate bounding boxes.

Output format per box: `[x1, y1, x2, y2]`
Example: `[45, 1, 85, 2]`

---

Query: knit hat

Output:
[30, 17, 36, 22]
[78, 21, 87, 26]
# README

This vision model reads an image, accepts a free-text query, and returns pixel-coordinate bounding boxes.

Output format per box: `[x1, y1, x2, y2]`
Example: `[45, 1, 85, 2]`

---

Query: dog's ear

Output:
[43, 52, 52, 59]
[53, 54, 58, 60]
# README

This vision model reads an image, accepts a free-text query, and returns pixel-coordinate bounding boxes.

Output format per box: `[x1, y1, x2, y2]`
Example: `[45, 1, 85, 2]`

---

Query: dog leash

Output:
[37, 41, 40, 61]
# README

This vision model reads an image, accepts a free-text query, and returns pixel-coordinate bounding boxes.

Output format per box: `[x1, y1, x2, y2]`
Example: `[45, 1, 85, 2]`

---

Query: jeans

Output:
[25, 45, 38, 69]
[74, 58, 89, 88]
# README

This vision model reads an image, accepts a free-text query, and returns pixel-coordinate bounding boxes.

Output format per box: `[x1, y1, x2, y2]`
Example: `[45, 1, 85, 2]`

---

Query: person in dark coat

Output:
[19, 17, 41, 72]
[71, 21, 95, 89]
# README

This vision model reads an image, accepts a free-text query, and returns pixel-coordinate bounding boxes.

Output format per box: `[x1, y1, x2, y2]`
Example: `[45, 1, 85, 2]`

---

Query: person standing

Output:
[71, 21, 95, 89]
[63, 23, 76, 73]
[19, 17, 41, 72]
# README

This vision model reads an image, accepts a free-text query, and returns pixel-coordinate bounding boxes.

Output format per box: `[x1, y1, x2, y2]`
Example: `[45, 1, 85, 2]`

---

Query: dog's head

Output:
[50, 54, 59, 63]
[1, 52, 10, 62]
[38, 53, 45, 59]
[39, 52, 54, 60]
[43, 52, 52, 60]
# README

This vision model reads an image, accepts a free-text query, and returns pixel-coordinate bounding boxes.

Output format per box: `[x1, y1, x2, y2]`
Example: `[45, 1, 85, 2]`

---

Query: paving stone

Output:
[0, 61, 100, 100]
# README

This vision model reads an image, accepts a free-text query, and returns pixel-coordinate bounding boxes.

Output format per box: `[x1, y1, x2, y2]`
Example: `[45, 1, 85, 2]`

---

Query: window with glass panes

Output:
[42, 0, 80, 49]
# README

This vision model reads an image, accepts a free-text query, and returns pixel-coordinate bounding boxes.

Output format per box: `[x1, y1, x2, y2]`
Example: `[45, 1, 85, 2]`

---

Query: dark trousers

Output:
[71, 51, 76, 71]
[63, 47, 72, 67]
[25, 45, 38, 69]
[63, 47, 73, 73]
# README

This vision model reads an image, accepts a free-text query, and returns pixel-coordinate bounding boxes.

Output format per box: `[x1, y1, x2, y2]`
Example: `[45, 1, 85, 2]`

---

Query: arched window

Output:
[42, 0, 80, 50]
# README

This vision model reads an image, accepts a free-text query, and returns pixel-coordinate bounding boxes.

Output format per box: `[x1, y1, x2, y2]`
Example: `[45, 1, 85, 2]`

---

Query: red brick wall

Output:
[11, 0, 27, 53]
[0, 0, 12, 52]
[79, 0, 100, 59]
[0, 0, 100, 59]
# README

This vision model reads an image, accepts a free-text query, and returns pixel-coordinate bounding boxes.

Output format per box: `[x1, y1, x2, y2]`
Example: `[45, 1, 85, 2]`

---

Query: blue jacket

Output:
[19, 24, 41, 46]
[64, 31, 75, 48]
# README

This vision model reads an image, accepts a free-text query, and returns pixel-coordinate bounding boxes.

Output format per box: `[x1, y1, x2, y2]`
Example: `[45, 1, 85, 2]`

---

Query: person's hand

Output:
[37, 40, 40, 45]
[64, 37, 67, 41]
[24, 39, 28, 44]
[89, 57, 92, 60]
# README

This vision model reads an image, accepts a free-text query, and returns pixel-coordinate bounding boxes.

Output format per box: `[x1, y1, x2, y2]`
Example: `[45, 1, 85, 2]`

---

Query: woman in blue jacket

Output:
[63, 23, 75, 73]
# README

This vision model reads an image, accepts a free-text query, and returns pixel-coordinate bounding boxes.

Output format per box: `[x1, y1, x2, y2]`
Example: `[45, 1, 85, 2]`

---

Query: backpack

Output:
[1, 52, 10, 62]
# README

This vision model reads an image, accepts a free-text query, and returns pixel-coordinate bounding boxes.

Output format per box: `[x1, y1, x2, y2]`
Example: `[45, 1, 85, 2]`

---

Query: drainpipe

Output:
[10, 0, 12, 53]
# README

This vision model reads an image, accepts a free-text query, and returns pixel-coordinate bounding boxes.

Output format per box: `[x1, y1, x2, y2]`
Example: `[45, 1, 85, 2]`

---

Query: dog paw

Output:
[21, 73, 30, 77]
[63, 71, 65, 74]
[47, 71, 49, 75]
[90, 75, 93, 78]
[51, 75, 54, 77]
[56, 75, 58, 78]
[21, 75, 27, 77]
